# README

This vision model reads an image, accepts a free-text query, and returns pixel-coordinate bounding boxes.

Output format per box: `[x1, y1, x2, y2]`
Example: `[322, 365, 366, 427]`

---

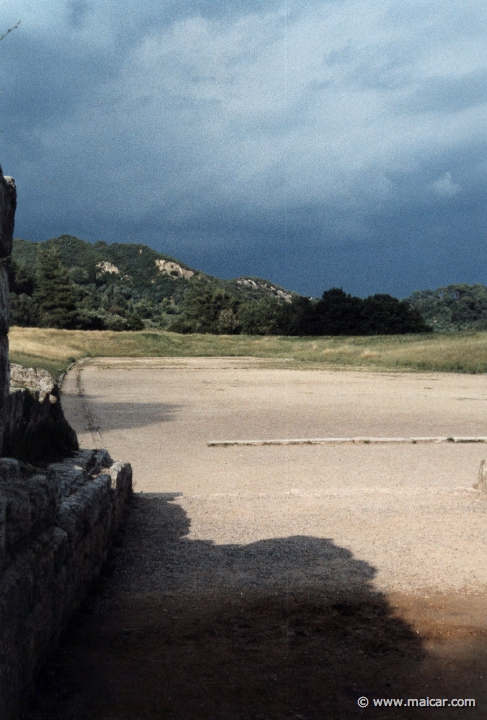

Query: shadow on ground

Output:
[25, 495, 487, 720]
[85, 399, 182, 429]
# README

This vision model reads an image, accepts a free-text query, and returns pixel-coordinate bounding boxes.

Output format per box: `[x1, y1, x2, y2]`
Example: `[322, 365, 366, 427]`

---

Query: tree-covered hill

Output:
[8, 235, 296, 331]
[408, 285, 487, 332]
[8, 234, 432, 335]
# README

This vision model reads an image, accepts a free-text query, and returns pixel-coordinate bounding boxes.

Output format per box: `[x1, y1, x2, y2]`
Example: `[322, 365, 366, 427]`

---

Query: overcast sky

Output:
[1, 0, 486, 297]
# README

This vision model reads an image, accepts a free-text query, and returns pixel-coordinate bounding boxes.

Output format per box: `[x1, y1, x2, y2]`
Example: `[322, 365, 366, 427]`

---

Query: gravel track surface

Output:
[62, 357, 487, 595]
[27, 358, 487, 719]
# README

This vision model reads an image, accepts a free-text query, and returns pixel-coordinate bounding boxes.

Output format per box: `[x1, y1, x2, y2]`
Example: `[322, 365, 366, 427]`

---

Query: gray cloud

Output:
[396, 70, 487, 114]
[1, 0, 486, 297]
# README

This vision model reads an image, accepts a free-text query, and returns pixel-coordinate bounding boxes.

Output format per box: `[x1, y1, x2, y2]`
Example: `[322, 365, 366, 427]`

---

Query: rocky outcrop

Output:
[155, 258, 194, 279]
[0, 449, 132, 720]
[235, 277, 293, 302]
[96, 260, 120, 275]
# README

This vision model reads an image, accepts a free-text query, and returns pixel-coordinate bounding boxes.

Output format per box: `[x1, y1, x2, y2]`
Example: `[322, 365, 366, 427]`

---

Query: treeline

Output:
[409, 285, 487, 332]
[169, 282, 431, 336]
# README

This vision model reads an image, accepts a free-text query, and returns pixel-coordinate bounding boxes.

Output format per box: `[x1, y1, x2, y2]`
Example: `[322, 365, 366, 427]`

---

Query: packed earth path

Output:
[28, 358, 487, 719]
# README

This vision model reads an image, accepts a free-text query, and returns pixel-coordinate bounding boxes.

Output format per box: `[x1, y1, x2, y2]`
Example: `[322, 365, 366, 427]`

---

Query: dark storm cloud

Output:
[1, 0, 486, 296]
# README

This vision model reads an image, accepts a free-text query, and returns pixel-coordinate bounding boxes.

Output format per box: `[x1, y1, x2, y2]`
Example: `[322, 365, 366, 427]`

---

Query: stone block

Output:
[0, 264, 8, 336]
[0, 457, 20, 482]
[0, 171, 16, 258]
[0, 495, 6, 571]
[0, 335, 9, 400]
[56, 475, 111, 546]
[0, 525, 69, 719]
[60, 448, 113, 477]
[0, 461, 58, 553]
[105, 460, 133, 526]
[47, 463, 88, 501]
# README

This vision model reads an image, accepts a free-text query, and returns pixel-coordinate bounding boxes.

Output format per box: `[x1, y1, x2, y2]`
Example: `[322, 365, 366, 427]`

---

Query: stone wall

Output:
[0, 167, 133, 720]
[0, 450, 132, 720]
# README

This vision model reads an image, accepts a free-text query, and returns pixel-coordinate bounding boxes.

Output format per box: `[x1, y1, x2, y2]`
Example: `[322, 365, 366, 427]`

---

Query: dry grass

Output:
[9, 326, 487, 379]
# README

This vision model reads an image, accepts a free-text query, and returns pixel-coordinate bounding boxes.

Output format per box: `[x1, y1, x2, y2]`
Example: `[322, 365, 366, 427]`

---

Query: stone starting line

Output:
[208, 437, 487, 447]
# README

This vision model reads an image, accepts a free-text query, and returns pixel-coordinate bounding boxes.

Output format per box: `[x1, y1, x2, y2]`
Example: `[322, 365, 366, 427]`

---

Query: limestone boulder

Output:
[10, 364, 57, 402]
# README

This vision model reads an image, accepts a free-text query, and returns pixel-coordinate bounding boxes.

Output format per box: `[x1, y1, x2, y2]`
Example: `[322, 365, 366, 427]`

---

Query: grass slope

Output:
[9, 327, 487, 379]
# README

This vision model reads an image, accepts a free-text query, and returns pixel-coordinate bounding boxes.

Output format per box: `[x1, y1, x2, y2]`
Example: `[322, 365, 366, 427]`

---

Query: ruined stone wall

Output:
[0, 168, 133, 719]
[0, 450, 132, 720]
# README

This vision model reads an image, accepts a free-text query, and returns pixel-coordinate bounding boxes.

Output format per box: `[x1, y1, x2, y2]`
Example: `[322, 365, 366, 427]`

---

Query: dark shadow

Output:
[26, 494, 487, 720]
[83, 398, 183, 430]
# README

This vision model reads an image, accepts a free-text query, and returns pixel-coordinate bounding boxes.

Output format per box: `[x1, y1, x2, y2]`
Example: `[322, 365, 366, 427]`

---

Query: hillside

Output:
[9, 235, 296, 331]
[8, 235, 431, 336]
[12, 235, 293, 304]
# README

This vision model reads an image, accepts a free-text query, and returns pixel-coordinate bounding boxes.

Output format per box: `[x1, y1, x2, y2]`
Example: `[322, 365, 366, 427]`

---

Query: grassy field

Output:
[8, 326, 487, 379]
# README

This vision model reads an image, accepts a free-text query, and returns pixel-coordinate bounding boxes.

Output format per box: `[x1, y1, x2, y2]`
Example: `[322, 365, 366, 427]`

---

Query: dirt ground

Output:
[26, 358, 487, 719]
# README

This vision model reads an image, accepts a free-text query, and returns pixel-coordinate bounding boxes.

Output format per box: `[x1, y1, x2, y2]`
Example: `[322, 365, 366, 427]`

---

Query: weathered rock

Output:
[0, 170, 16, 259]
[0, 264, 8, 337]
[0, 464, 58, 561]
[2, 385, 79, 462]
[105, 460, 133, 527]
[0, 456, 19, 483]
[0, 335, 8, 398]
[57, 447, 113, 478]
[0, 489, 7, 571]
[9, 364, 57, 401]
[0, 449, 132, 720]
[0, 524, 69, 720]
[0, 336, 10, 465]
[2, 365, 79, 462]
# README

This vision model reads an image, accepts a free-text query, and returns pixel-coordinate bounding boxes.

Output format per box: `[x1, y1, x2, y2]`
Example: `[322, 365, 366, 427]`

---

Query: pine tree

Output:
[34, 246, 79, 328]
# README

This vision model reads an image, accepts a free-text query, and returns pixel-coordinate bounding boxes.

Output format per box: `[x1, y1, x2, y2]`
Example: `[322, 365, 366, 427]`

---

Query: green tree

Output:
[34, 246, 79, 328]
[281, 296, 321, 336]
[360, 294, 431, 334]
[9, 292, 39, 327]
[314, 288, 431, 335]
[6, 256, 35, 295]
[237, 297, 286, 335]
[314, 288, 363, 335]
[408, 284, 487, 332]
[180, 279, 240, 333]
